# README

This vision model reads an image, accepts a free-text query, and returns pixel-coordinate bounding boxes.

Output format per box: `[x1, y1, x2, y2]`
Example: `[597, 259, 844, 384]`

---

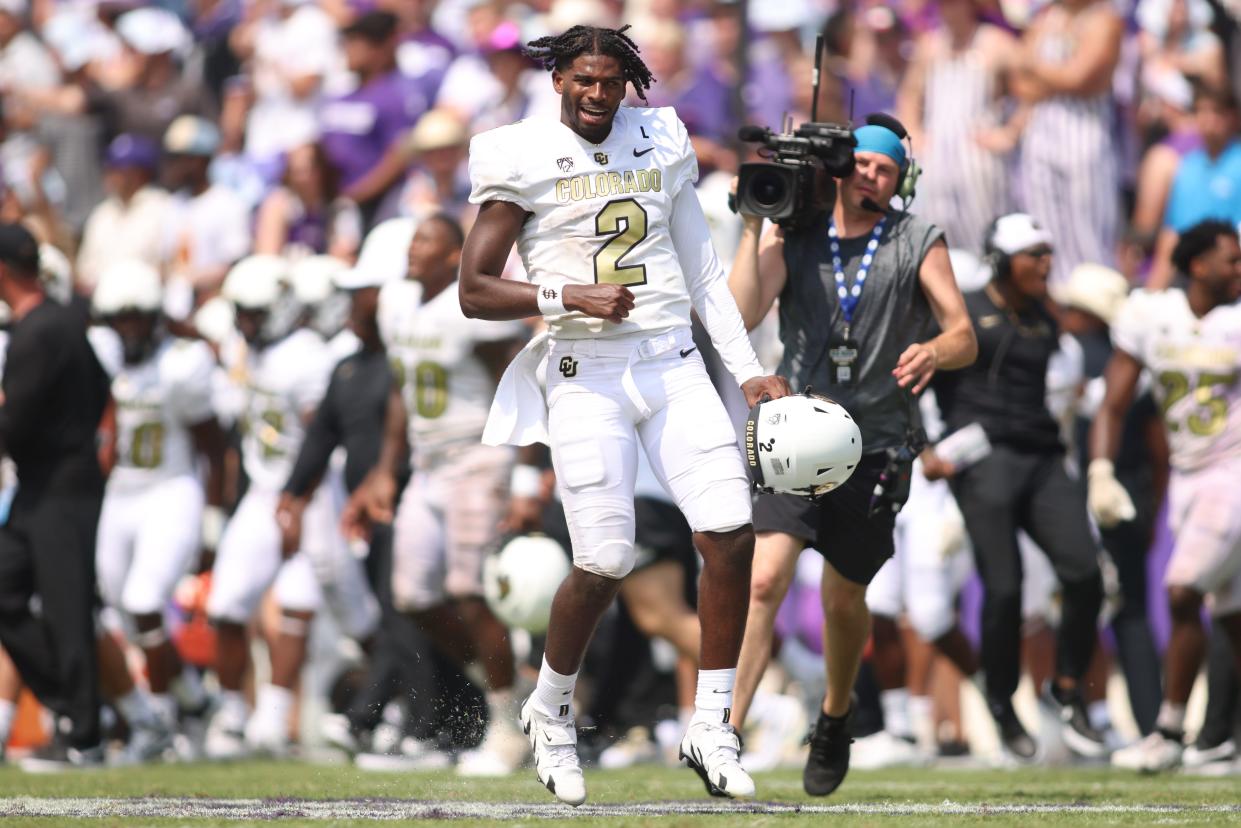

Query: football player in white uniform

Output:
[455, 25, 788, 805]
[91, 261, 223, 760]
[347, 213, 530, 775]
[204, 255, 335, 759]
[1093, 220, 1241, 772]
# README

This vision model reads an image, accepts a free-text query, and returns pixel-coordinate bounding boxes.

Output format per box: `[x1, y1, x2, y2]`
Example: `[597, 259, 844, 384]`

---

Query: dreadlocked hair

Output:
[524, 24, 656, 101]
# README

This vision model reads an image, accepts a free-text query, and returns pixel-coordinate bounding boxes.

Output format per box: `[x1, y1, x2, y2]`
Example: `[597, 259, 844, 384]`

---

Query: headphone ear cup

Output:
[898, 159, 921, 201]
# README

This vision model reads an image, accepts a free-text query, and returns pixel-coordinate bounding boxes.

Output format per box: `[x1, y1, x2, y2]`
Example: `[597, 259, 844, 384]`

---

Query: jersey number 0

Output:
[593, 198, 648, 287]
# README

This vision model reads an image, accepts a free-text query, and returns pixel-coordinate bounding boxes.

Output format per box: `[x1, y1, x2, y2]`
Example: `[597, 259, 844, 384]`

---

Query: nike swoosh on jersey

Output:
[633, 147, 655, 157]
[680, 347, 697, 358]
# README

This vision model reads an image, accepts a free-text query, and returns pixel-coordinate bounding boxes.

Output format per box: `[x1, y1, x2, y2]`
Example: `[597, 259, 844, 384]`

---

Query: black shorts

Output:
[752, 452, 908, 586]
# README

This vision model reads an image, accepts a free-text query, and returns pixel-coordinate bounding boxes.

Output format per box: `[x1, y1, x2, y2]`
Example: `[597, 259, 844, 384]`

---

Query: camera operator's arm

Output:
[671, 186, 789, 404]
[728, 212, 787, 332]
[895, 240, 977, 394]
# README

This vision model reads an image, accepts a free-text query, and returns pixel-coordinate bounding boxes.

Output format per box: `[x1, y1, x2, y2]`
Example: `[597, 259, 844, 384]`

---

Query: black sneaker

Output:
[803, 708, 853, 797]
[1044, 684, 1107, 759]
[20, 742, 105, 773]
[989, 698, 1037, 761]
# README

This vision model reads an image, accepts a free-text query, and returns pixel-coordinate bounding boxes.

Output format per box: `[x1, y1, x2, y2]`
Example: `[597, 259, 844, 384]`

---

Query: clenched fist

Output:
[564, 284, 635, 324]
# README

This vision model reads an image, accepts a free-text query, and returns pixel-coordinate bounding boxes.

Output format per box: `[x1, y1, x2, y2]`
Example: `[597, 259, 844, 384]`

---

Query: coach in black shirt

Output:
[932, 214, 1104, 761]
[0, 223, 110, 766]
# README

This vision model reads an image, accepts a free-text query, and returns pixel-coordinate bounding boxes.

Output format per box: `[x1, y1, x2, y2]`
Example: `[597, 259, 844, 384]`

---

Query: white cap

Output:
[117, 7, 189, 56]
[288, 255, 347, 304]
[948, 248, 990, 293]
[1052, 264, 1131, 325]
[355, 217, 416, 284]
[222, 255, 289, 309]
[988, 213, 1054, 256]
[93, 260, 162, 315]
[333, 267, 388, 290]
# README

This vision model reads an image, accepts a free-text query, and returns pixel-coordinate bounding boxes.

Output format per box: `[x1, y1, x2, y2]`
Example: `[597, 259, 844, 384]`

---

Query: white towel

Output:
[482, 329, 551, 447]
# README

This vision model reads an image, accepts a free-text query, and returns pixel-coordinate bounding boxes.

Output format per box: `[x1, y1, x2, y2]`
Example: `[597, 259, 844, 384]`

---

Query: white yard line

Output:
[0, 798, 1239, 820]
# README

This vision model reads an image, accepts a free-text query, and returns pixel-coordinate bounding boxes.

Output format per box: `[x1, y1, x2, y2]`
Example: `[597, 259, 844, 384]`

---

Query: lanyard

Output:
[828, 216, 886, 332]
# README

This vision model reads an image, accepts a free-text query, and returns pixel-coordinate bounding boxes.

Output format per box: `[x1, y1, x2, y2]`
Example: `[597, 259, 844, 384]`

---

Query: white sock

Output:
[0, 698, 15, 744]
[1156, 701, 1186, 735]
[116, 688, 157, 729]
[254, 684, 294, 728]
[1087, 700, 1111, 733]
[880, 688, 912, 739]
[171, 668, 206, 710]
[533, 657, 577, 718]
[693, 668, 736, 723]
[150, 693, 178, 727]
[908, 694, 934, 748]
[218, 689, 248, 722]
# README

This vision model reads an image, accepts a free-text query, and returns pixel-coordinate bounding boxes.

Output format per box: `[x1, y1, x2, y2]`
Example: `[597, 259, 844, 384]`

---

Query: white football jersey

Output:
[223, 328, 332, 490]
[469, 106, 698, 340]
[108, 337, 216, 493]
[1112, 288, 1241, 471]
[379, 279, 526, 463]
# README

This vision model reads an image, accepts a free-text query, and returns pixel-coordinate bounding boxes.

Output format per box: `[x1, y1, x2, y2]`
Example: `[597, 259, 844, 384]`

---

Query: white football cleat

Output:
[679, 717, 756, 799]
[356, 737, 453, 772]
[121, 718, 176, 764]
[244, 713, 291, 758]
[1112, 731, 1183, 773]
[850, 729, 931, 770]
[457, 713, 526, 777]
[204, 704, 249, 761]
[1183, 738, 1236, 771]
[520, 697, 586, 807]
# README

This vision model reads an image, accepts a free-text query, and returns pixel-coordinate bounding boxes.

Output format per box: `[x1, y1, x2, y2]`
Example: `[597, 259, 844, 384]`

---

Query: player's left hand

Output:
[742, 374, 791, 407]
[894, 342, 939, 394]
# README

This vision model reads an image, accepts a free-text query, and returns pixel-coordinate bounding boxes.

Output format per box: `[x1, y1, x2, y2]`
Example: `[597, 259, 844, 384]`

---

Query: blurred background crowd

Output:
[0, 0, 1239, 776]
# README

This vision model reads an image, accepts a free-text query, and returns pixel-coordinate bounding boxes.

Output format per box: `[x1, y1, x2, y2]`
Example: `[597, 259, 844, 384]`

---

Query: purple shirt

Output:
[319, 70, 430, 190]
[645, 66, 733, 143]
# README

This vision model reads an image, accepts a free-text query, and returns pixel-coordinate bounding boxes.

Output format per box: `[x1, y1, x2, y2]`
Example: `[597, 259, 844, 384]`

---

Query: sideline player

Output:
[91, 261, 221, 760]
[204, 256, 336, 759]
[1093, 220, 1241, 771]
[456, 24, 789, 805]
[346, 213, 530, 775]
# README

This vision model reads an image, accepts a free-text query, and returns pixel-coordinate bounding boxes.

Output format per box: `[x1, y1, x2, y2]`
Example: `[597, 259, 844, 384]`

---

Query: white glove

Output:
[1087, 459, 1136, 529]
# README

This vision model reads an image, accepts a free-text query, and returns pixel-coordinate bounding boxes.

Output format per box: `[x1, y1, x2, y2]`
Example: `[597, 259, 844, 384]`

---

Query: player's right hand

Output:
[341, 469, 397, 541]
[1087, 458, 1136, 529]
[563, 284, 635, 324]
[919, 449, 956, 481]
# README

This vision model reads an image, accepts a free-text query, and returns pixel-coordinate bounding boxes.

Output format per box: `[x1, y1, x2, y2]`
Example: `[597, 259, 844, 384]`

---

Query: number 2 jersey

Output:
[379, 279, 526, 465]
[1111, 287, 1241, 471]
[468, 106, 699, 339]
[108, 337, 216, 493]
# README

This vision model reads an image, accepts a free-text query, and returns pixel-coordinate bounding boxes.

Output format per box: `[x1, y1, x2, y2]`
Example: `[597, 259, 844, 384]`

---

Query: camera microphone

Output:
[860, 197, 887, 213]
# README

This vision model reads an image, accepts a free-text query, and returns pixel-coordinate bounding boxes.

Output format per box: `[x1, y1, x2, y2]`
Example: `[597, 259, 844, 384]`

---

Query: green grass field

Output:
[1, 762, 1239, 826]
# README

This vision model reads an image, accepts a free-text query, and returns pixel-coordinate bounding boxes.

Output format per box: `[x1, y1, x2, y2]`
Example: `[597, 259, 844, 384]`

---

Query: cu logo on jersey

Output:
[558, 356, 578, 378]
[594, 152, 609, 165]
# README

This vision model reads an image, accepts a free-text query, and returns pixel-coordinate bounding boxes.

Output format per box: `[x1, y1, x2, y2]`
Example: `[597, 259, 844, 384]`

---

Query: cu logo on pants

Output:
[558, 356, 578, 378]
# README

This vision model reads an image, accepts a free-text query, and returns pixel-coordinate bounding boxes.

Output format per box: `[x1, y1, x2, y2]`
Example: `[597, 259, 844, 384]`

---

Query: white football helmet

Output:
[92, 260, 162, 316]
[483, 534, 571, 634]
[744, 392, 863, 497]
[289, 254, 350, 338]
[222, 255, 301, 343]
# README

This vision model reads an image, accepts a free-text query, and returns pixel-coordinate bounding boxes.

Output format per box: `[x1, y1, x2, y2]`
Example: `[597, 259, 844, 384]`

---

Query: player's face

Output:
[109, 310, 158, 364]
[1009, 244, 1053, 300]
[1195, 234, 1241, 300]
[553, 54, 627, 143]
[235, 306, 267, 345]
[406, 220, 462, 286]
[840, 151, 900, 212]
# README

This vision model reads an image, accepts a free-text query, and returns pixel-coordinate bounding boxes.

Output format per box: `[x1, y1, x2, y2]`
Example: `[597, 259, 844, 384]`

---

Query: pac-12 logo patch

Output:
[556, 157, 574, 172]
[594, 152, 609, 165]
[558, 356, 578, 378]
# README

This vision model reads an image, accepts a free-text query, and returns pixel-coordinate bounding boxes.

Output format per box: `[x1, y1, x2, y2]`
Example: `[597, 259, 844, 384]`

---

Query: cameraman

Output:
[931, 214, 1106, 761]
[728, 120, 976, 796]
